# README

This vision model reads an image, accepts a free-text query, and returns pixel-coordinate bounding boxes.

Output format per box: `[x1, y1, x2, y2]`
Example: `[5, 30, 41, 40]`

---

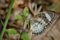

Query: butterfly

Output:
[30, 11, 56, 34]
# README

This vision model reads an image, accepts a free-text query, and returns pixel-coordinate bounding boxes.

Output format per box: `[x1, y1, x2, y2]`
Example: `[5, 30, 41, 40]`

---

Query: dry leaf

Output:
[13, 0, 24, 9]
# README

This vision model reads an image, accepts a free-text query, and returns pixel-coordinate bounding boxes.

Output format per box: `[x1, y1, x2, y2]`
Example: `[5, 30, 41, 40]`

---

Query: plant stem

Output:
[7, 34, 10, 40]
[0, 0, 14, 40]
[1, 20, 4, 26]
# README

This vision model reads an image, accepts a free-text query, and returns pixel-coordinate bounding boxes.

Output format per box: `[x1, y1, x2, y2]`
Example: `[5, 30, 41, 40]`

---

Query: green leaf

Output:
[21, 32, 29, 40]
[16, 14, 22, 20]
[6, 29, 18, 34]
[23, 7, 29, 17]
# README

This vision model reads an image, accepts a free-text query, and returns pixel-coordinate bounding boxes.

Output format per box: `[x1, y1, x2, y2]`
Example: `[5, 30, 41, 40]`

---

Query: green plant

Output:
[15, 7, 29, 40]
[6, 29, 18, 34]
[16, 14, 22, 20]
[6, 29, 18, 40]
[0, 0, 14, 40]
[15, 7, 29, 20]
[23, 7, 29, 17]
[21, 32, 29, 40]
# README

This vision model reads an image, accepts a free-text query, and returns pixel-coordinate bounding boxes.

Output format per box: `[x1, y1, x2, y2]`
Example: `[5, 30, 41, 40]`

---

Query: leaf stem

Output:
[0, 0, 14, 40]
